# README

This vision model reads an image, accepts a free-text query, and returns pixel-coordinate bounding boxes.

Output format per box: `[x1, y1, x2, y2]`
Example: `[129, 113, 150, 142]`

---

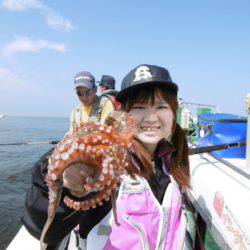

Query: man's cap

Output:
[116, 64, 178, 103]
[97, 75, 116, 89]
[74, 71, 95, 89]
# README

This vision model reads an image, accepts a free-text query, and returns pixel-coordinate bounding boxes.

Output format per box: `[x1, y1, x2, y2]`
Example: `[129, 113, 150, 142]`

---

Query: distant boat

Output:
[0, 114, 6, 118]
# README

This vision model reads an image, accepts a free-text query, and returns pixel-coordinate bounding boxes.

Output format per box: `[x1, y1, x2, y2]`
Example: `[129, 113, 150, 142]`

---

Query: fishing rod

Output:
[0, 140, 59, 146]
[0, 140, 246, 155]
[189, 141, 246, 155]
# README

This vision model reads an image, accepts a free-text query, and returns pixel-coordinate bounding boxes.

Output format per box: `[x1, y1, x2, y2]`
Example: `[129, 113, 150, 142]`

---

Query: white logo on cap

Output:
[133, 66, 153, 82]
[75, 75, 91, 82]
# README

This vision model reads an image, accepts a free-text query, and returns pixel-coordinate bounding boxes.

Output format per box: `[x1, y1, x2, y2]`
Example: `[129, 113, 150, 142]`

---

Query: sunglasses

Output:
[76, 90, 93, 97]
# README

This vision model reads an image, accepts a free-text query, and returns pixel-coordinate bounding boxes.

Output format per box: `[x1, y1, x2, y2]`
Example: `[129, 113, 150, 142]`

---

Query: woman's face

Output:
[129, 91, 174, 153]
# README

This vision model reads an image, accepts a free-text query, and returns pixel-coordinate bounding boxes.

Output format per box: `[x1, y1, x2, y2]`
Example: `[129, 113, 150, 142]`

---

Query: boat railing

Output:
[207, 152, 250, 179]
[182, 101, 221, 114]
[178, 98, 221, 114]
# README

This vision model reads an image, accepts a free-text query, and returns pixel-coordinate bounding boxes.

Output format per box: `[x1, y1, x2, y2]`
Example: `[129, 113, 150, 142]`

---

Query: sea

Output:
[0, 116, 69, 249]
[0, 116, 220, 250]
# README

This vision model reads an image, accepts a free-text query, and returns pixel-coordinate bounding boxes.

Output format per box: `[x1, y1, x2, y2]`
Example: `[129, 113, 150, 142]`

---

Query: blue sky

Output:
[0, 0, 249, 117]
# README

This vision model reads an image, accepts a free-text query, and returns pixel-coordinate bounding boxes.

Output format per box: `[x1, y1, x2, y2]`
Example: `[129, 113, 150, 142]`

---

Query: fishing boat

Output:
[181, 94, 250, 249]
[7, 94, 250, 250]
[0, 114, 6, 118]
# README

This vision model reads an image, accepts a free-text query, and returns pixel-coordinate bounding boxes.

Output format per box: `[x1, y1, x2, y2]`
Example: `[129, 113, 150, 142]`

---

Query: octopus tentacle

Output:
[64, 180, 118, 210]
[40, 180, 62, 250]
[111, 189, 120, 226]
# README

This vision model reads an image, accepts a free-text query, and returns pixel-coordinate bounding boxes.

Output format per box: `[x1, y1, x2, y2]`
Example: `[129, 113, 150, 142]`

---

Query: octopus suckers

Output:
[79, 143, 85, 150]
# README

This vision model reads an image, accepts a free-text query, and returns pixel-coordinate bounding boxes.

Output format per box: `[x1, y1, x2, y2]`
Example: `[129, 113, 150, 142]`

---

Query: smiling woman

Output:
[118, 65, 190, 188]
[103, 64, 191, 249]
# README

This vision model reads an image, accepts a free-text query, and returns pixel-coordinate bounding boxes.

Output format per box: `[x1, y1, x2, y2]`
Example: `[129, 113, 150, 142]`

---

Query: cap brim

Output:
[116, 81, 178, 103]
[96, 81, 113, 86]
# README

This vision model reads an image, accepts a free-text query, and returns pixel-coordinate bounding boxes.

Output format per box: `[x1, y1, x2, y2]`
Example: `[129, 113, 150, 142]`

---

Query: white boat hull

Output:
[188, 152, 250, 249]
[7, 226, 40, 250]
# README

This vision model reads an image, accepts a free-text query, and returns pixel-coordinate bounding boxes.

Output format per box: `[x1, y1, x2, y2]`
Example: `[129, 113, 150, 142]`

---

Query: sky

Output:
[0, 0, 250, 117]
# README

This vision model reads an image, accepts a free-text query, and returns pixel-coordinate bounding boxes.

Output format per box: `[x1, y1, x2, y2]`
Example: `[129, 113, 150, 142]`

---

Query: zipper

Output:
[156, 207, 169, 250]
[123, 215, 150, 250]
[154, 171, 173, 250]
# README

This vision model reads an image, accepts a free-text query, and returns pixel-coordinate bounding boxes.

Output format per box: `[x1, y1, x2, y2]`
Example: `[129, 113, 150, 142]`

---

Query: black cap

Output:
[97, 75, 116, 89]
[116, 64, 178, 103]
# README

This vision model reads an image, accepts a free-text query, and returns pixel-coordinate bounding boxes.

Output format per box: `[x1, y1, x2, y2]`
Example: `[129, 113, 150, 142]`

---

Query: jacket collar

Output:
[154, 139, 176, 175]
[155, 139, 176, 158]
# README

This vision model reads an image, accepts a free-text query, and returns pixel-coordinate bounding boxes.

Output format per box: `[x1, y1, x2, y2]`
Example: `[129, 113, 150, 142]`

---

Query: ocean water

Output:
[0, 116, 69, 249]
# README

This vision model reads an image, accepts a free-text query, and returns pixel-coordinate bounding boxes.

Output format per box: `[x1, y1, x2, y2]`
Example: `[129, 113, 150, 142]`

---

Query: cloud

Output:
[2, 37, 66, 58]
[46, 13, 74, 33]
[1, 0, 75, 32]
[1, 0, 43, 11]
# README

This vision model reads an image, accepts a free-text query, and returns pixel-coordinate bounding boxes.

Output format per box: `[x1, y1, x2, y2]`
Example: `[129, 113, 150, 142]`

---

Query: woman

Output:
[99, 64, 190, 250]
[21, 64, 190, 249]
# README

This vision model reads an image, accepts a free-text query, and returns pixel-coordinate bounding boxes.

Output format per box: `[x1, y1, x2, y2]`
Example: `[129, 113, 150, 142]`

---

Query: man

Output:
[98, 75, 117, 95]
[98, 75, 121, 111]
[70, 71, 113, 132]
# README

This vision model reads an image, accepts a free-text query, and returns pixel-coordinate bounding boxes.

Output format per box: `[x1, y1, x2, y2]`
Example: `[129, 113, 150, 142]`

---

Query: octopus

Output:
[40, 111, 152, 249]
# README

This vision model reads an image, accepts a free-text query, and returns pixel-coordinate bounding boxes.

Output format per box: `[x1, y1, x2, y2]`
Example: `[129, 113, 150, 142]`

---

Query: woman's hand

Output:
[62, 163, 96, 196]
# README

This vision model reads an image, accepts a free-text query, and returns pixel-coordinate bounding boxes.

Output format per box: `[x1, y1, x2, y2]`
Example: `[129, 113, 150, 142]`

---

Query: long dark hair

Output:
[123, 85, 190, 189]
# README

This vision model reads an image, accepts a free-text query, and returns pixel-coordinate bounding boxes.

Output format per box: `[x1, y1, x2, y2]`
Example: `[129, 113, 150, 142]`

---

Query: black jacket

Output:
[21, 141, 173, 246]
